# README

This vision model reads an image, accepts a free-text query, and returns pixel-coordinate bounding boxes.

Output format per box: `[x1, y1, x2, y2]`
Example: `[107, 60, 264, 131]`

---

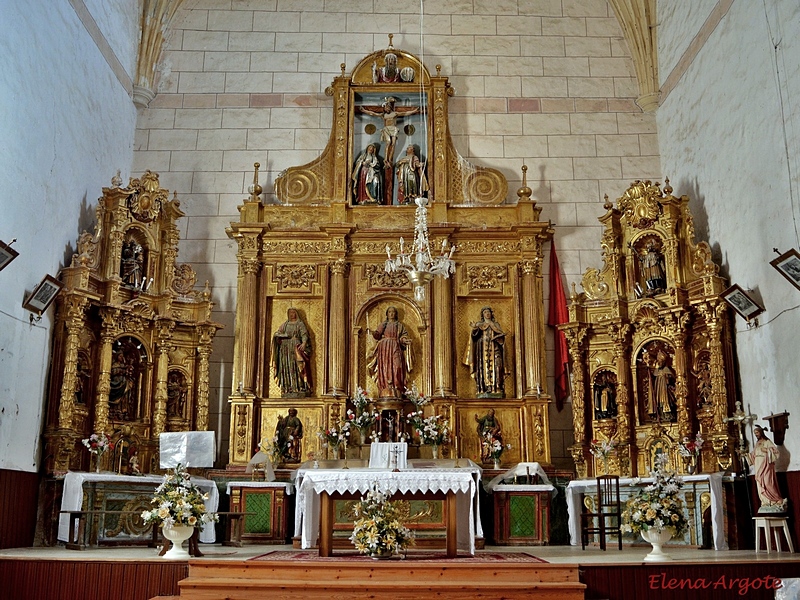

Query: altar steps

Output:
[171, 559, 585, 599]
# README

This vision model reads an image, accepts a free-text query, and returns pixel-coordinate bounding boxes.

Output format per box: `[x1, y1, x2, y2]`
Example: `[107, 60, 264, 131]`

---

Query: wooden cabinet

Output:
[492, 485, 552, 545]
[228, 483, 290, 544]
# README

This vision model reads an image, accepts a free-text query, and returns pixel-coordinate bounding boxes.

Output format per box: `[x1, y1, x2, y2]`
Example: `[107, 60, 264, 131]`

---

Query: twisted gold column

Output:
[327, 259, 349, 396]
[519, 257, 545, 396]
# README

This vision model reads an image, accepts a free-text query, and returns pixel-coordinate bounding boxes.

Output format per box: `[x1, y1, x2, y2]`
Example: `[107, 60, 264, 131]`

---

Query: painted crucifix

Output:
[357, 96, 422, 204]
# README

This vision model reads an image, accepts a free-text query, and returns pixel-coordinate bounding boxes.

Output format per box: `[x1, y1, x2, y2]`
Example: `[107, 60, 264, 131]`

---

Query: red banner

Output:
[548, 240, 570, 411]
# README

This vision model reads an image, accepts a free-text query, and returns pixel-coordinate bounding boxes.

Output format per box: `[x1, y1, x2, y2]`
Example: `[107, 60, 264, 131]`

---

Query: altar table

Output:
[294, 460, 483, 555]
[58, 471, 219, 545]
[565, 473, 727, 550]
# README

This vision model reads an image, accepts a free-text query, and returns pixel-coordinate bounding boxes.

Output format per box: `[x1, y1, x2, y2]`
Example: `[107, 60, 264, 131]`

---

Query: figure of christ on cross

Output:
[357, 97, 422, 204]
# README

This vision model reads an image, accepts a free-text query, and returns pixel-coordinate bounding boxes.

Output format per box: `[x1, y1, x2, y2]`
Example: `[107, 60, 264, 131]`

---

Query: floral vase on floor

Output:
[641, 528, 673, 562]
[162, 524, 194, 560]
[370, 547, 394, 560]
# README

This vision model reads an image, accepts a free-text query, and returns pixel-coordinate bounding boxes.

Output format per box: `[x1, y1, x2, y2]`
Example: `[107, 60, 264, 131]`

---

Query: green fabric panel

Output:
[509, 494, 538, 538]
[244, 492, 272, 534]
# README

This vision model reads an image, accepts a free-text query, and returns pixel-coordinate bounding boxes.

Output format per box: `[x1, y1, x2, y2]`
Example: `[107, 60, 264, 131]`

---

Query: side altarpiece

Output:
[227, 42, 553, 468]
[43, 172, 222, 475]
[562, 180, 738, 479]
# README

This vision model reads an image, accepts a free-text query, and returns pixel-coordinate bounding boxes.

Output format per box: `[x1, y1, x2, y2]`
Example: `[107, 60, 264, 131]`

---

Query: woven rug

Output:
[249, 550, 547, 563]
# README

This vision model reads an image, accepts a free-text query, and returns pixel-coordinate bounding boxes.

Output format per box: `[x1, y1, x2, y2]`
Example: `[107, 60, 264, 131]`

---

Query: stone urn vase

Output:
[162, 524, 194, 560]
[641, 528, 674, 562]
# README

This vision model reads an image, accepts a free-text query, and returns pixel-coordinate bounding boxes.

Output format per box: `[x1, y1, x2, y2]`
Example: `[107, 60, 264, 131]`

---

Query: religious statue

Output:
[475, 409, 502, 463]
[120, 239, 144, 288]
[592, 371, 617, 419]
[645, 350, 676, 420]
[464, 307, 506, 398]
[749, 425, 788, 513]
[372, 52, 401, 83]
[272, 308, 312, 397]
[395, 145, 427, 204]
[166, 370, 188, 418]
[352, 144, 383, 204]
[276, 408, 304, 463]
[368, 306, 413, 398]
[638, 239, 666, 294]
[109, 353, 136, 420]
[357, 97, 421, 203]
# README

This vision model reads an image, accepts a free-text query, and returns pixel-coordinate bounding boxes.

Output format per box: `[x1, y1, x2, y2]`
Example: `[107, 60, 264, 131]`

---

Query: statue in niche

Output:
[166, 370, 188, 418]
[272, 308, 312, 397]
[475, 408, 502, 464]
[372, 52, 401, 83]
[368, 306, 413, 398]
[638, 239, 667, 294]
[464, 307, 506, 398]
[357, 97, 421, 203]
[692, 359, 713, 407]
[395, 145, 427, 205]
[74, 354, 91, 405]
[276, 408, 304, 463]
[352, 143, 383, 204]
[108, 338, 143, 421]
[593, 371, 617, 419]
[120, 239, 145, 288]
[749, 425, 787, 513]
[644, 350, 677, 421]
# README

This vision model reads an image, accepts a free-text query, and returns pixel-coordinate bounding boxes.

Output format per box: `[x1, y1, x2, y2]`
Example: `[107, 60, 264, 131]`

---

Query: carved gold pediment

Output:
[617, 179, 663, 229]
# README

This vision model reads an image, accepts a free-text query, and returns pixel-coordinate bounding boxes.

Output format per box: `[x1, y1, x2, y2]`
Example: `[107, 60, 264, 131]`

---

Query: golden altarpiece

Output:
[227, 42, 553, 468]
[43, 172, 222, 475]
[562, 180, 738, 479]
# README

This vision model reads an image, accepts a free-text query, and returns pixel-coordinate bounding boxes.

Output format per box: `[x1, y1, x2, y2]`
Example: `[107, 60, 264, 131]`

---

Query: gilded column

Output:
[519, 256, 545, 395]
[233, 232, 261, 392]
[668, 312, 692, 440]
[152, 321, 175, 438]
[195, 325, 214, 431]
[327, 259, 349, 396]
[608, 322, 632, 475]
[431, 270, 455, 397]
[564, 325, 588, 478]
[94, 308, 119, 433]
[57, 296, 89, 430]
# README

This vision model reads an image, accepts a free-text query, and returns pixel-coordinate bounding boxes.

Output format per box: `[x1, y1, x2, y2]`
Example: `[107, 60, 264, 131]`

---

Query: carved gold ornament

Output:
[618, 180, 662, 229]
[127, 171, 169, 222]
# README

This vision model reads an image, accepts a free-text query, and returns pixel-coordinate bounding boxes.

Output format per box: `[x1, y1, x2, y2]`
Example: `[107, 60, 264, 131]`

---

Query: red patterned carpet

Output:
[249, 550, 547, 563]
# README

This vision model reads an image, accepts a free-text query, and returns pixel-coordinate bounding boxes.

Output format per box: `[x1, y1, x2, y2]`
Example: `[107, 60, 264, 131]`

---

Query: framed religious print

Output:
[721, 284, 764, 321]
[0, 240, 19, 272]
[22, 274, 63, 314]
[770, 248, 800, 291]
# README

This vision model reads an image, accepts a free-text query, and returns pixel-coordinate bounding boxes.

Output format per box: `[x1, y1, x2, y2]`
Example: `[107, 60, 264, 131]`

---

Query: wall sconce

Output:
[763, 412, 790, 446]
[22, 274, 63, 321]
[0, 238, 19, 272]
[770, 248, 800, 291]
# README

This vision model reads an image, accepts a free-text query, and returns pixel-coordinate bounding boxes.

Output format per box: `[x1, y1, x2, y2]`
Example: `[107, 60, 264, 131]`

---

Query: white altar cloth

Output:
[368, 442, 408, 469]
[225, 480, 294, 494]
[293, 460, 483, 554]
[485, 462, 553, 493]
[566, 472, 727, 550]
[58, 471, 219, 543]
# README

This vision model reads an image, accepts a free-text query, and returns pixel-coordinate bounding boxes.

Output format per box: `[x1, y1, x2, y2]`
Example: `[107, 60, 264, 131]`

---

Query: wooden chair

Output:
[580, 475, 622, 550]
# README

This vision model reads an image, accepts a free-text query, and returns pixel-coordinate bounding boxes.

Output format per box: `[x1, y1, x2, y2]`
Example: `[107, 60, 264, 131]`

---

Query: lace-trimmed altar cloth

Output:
[294, 462, 483, 554]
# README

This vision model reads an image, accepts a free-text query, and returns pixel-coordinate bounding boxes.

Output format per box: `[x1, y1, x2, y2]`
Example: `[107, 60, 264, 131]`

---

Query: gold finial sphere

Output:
[603, 193, 613, 210]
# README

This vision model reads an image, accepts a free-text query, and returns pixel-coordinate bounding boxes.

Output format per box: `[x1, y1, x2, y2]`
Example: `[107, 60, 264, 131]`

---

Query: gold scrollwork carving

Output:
[466, 265, 508, 290]
[582, 268, 611, 300]
[125, 171, 169, 223]
[617, 180, 663, 229]
[458, 241, 521, 254]
[365, 264, 409, 289]
[464, 168, 508, 205]
[262, 241, 330, 254]
[172, 263, 197, 296]
[277, 170, 320, 204]
[275, 264, 317, 290]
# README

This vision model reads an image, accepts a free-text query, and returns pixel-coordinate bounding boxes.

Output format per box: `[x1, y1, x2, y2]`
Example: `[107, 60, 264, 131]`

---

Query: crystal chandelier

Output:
[385, 196, 456, 301]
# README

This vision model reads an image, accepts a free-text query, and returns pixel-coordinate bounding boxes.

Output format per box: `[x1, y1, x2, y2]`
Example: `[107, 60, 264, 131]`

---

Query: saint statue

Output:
[639, 240, 666, 294]
[593, 372, 617, 419]
[272, 308, 312, 397]
[645, 350, 676, 419]
[352, 144, 382, 204]
[120, 239, 144, 288]
[395, 145, 427, 204]
[749, 425, 788, 513]
[368, 306, 413, 398]
[464, 307, 506, 397]
[276, 408, 304, 463]
[475, 409, 502, 464]
[372, 52, 401, 83]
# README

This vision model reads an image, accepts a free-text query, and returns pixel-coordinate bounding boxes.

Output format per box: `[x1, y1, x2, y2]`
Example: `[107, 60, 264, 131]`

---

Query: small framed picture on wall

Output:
[0, 240, 19, 273]
[22, 274, 63, 315]
[721, 284, 764, 321]
[770, 248, 800, 292]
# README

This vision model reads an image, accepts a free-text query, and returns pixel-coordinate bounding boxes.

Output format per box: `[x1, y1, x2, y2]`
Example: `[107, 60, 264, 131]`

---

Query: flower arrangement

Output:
[621, 454, 687, 537]
[82, 432, 113, 456]
[413, 414, 451, 446]
[350, 482, 414, 557]
[482, 431, 511, 461]
[677, 433, 704, 459]
[262, 434, 289, 465]
[589, 438, 616, 463]
[141, 464, 218, 529]
[347, 387, 379, 442]
[405, 384, 429, 409]
[316, 421, 350, 449]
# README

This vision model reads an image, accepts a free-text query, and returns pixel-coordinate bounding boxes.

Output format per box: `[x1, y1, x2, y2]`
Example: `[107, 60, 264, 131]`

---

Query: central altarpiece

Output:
[227, 42, 553, 468]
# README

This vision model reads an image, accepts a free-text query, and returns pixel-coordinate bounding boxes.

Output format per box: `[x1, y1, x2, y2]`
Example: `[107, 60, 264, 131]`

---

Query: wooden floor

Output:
[2, 543, 799, 600]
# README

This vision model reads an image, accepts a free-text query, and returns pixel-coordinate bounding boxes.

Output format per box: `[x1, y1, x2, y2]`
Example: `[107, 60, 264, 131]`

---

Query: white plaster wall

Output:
[134, 0, 661, 467]
[0, 0, 138, 471]
[657, 0, 800, 469]
[656, 0, 717, 79]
